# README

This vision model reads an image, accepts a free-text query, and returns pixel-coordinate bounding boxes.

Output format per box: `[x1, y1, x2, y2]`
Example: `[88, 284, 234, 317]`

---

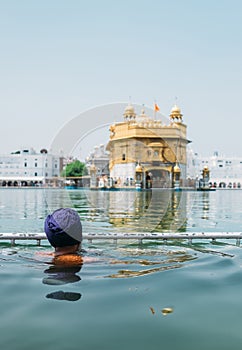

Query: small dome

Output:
[171, 104, 181, 114]
[123, 104, 136, 120]
[173, 164, 181, 173]
[124, 104, 135, 114]
[170, 104, 183, 121]
[135, 163, 143, 172]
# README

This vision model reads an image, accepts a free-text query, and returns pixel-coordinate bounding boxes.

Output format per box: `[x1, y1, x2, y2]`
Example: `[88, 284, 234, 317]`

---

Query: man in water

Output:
[44, 207, 85, 265]
[43, 208, 86, 301]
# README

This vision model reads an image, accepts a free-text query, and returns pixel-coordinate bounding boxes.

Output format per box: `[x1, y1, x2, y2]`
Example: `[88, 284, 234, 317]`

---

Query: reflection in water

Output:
[201, 192, 210, 220]
[43, 264, 82, 302]
[46, 290, 81, 301]
[106, 248, 197, 278]
[43, 265, 82, 285]
[104, 240, 234, 279]
[79, 189, 189, 233]
[107, 264, 182, 278]
[2, 188, 242, 234]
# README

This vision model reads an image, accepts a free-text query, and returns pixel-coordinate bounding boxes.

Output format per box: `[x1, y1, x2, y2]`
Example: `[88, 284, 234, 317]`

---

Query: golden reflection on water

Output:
[106, 250, 197, 278]
[84, 189, 189, 233]
[106, 264, 182, 278]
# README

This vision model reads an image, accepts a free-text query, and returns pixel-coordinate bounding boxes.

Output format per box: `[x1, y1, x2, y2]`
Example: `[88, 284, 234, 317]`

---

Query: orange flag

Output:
[154, 103, 160, 112]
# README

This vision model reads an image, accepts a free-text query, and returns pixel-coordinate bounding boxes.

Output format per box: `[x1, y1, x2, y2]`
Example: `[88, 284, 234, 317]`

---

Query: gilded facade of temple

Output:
[106, 104, 190, 189]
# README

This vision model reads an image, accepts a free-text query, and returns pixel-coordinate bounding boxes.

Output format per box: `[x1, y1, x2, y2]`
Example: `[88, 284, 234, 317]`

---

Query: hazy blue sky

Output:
[0, 0, 241, 158]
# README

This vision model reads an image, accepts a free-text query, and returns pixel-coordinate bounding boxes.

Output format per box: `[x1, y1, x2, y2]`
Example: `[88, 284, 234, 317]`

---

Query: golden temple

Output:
[102, 103, 190, 189]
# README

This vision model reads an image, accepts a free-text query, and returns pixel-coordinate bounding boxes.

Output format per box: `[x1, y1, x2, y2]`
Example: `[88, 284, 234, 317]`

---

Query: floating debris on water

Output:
[149, 306, 155, 315]
[161, 307, 173, 316]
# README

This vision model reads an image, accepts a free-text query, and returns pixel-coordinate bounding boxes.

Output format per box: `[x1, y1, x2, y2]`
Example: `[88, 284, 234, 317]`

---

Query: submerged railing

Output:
[0, 232, 242, 245]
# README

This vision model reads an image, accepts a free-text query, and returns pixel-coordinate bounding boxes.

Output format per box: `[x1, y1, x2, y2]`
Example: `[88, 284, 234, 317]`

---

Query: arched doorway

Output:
[144, 167, 172, 188]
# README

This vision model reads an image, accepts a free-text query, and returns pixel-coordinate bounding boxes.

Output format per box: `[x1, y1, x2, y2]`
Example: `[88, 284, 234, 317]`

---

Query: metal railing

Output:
[0, 232, 242, 245]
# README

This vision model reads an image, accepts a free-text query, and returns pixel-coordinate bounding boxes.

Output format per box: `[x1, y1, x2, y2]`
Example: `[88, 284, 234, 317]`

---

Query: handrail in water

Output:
[0, 232, 242, 245]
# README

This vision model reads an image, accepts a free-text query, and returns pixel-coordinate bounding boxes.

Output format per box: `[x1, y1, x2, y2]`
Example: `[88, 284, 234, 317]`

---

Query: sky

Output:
[0, 0, 242, 159]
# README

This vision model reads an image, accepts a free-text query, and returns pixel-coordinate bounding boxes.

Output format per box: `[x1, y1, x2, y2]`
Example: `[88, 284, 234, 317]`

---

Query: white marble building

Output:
[187, 149, 242, 188]
[0, 148, 63, 186]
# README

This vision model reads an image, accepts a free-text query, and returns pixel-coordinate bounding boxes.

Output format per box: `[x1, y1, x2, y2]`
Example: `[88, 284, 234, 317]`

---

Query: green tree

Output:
[61, 160, 88, 177]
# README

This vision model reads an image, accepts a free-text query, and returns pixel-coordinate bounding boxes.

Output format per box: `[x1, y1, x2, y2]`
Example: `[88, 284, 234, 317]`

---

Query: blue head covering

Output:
[44, 208, 82, 248]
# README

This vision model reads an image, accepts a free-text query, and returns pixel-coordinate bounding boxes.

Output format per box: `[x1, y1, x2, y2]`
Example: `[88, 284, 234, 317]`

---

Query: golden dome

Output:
[125, 104, 134, 112]
[171, 104, 181, 114]
[173, 163, 181, 173]
[170, 104, 183, 121]
[135, 163, 143, 172]
[124, 105, 135, 115]
[123, 104, 136, 119]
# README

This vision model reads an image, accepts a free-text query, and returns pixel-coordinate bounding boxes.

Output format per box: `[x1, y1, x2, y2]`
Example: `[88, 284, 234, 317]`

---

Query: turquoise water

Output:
[1, 188, 242, 350]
